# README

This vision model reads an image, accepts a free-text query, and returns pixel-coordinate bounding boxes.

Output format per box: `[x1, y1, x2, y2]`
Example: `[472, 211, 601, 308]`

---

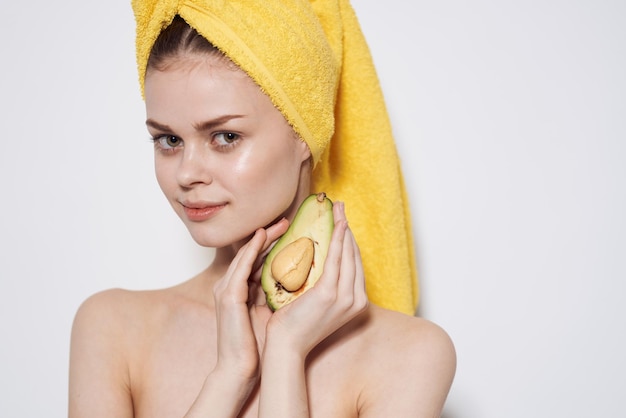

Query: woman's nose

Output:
[176, 142, 213, 188]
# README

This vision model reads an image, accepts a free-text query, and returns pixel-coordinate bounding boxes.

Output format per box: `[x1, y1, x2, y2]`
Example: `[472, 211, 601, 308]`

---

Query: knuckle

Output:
[355, 296, 369, 313]
[317, 286, 337, 306]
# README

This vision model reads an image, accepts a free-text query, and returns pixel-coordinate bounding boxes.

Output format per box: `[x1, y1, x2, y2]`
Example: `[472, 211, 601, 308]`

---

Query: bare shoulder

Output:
[69, 287, 166, 373]
[355, 305, 456, 417]
[69, 281, 215, 417]
[73, 287, 141, 319]
[71, 287, 158, 338]
[72, 276, 208, 324]
[368, 305, 456, 361]
[70, 283, 201, 351]
[69, 288, 153, 417]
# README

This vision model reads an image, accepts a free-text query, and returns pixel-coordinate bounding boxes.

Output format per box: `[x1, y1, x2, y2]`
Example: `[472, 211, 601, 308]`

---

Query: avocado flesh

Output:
[261, 193, 334, 310]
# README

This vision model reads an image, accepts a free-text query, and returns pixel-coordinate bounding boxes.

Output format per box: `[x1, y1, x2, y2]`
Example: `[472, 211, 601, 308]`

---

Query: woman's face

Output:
[144, 54, 311, 249]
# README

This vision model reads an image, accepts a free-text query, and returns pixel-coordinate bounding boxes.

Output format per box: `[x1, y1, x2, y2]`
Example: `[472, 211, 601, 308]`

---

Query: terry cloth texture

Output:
[132, 0, 419, 315]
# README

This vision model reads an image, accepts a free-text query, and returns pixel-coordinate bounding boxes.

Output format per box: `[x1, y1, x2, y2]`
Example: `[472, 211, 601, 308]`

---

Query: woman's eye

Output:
[155, 135, 182, 149]
[214, 132, 240, 146]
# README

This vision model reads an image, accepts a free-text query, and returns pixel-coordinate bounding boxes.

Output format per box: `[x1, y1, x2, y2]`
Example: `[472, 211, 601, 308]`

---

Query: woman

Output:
[69, 1, 456, 417]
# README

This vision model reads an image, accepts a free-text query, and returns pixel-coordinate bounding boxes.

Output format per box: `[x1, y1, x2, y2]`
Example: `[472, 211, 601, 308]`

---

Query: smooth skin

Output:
[68, 53, 456, 418]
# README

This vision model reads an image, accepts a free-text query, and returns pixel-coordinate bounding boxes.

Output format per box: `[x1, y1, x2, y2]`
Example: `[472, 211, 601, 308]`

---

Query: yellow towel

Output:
[132, 0, 419, 315]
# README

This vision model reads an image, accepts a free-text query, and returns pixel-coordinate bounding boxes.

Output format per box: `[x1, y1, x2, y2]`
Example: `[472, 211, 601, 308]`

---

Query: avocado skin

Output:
[261, 193, 334, 310]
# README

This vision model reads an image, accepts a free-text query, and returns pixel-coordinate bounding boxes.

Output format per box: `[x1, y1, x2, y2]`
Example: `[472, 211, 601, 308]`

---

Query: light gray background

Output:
[1, 0, 624, 416]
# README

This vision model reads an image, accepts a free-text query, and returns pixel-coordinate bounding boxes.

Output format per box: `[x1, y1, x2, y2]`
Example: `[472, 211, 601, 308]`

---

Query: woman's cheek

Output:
[228, 147, 273, 191]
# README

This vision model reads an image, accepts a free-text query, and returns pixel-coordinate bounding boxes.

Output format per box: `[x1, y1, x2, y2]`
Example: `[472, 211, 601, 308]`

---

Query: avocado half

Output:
[261, 192, 334, 310]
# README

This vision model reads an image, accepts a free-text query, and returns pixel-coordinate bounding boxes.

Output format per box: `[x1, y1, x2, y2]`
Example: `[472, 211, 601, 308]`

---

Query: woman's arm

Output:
[181, 369, 257, 418]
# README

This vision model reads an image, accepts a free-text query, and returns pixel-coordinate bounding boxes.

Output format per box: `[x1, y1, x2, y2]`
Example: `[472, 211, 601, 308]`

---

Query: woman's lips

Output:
[181, 202, 226, 222]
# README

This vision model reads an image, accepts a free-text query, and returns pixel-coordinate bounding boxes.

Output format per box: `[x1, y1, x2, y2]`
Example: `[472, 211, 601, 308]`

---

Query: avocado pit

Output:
[271, 237, 314, 291]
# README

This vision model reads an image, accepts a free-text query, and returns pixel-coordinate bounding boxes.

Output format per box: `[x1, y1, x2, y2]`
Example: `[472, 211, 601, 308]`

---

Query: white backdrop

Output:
[1, 1, 624, 417]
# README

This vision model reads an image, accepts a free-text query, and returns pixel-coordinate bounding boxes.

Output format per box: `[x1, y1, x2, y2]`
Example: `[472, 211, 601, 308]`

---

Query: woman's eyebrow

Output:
[193, 114, 245, 131]
[145, 115, 245, 132]
[145, 119, 171, 132]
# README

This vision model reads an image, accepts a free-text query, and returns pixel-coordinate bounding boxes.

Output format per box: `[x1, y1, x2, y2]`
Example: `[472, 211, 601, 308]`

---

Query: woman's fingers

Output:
[216, 229, 267, 303]
[337, 223, 357, 305]
[332, 203, 367, 313]
[213, 218, 289, 312]
[348, 227, 368, 309]
[317, 205, 348, 293]
[250, 218, 290, 280]
[317, 201, 359, 307]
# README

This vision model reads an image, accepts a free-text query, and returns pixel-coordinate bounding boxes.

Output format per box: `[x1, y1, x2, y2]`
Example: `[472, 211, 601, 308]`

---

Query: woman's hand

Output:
[266, 201, 369, 356]
[211, 219, 288, 382]
[183, 220, 288, 418]
[257, 202, 369, 418]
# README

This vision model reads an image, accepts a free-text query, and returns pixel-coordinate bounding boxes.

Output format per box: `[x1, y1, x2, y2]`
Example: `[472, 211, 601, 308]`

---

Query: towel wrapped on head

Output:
[132, 0, 419, 315]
